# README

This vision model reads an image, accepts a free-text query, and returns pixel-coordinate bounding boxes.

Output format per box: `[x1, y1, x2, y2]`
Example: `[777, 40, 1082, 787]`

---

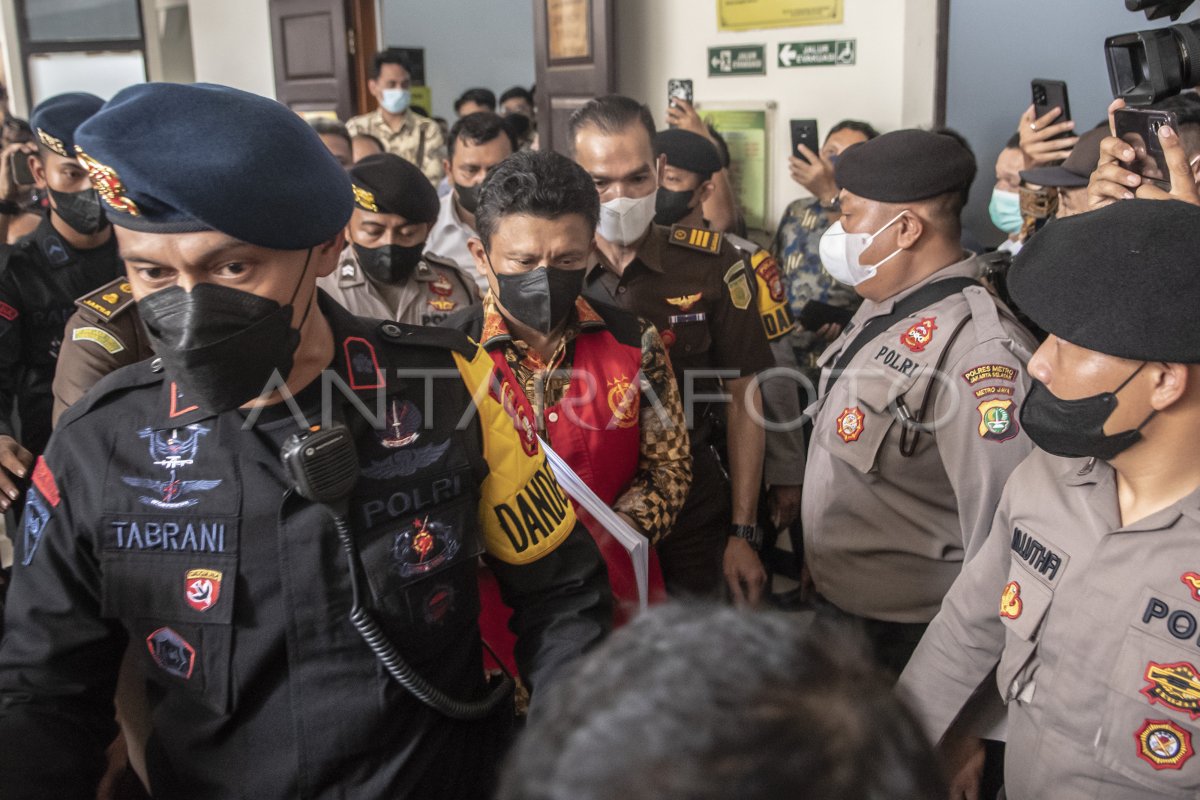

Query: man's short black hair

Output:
[474, 149, 600, 249]
[568, 95, 656, 153]
[496, 604, 945, 800]
[829, 119, 881, 141]
[370, 48, 412, 80]
[454, 88, 497, 113]
[308, 117, 350, 148]
[448, 112, 518, 163]
[500, 86, 534, 106]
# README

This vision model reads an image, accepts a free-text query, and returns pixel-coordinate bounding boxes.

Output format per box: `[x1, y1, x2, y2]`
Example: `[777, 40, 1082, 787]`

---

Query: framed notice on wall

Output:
[717, 0, 843, 32]
[547, 0, 592, 63]
[699, 104, 773, 231]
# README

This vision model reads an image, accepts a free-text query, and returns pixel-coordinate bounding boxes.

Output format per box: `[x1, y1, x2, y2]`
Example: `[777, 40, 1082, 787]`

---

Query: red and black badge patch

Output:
[146, 626, 196, 680]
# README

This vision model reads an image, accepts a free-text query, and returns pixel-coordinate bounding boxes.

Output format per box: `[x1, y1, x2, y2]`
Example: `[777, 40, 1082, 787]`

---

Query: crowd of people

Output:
[0, 41, 1197, 800]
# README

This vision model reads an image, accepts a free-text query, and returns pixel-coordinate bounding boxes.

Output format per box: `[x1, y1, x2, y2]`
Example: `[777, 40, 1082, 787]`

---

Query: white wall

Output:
[380, 0, 535, 120]
[187, 0, 275, 99]
[615, 0, 939, 233]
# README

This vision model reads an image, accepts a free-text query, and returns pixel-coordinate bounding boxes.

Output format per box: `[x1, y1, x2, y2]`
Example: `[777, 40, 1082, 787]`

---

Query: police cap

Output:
[1009, 199, 1200, 362]
[654, 128, 724, 179]
[349, 153, 440, 224]
[835, 128, 976, 203]
[30, 92, 104, 159]
[74, 82, 353, 250]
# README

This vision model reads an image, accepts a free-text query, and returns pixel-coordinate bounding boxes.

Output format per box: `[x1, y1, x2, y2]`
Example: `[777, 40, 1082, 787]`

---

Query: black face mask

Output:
[654, 187, 697, 226]
[137, 252, 313, 414]
[353, 242, 424, 284]
[1019, 363, 1158, 461]
[505, 113, 532, 139]
[493, 264, 584, 335]
[50, 187, 108, 235]
[455, 182, 482, 215]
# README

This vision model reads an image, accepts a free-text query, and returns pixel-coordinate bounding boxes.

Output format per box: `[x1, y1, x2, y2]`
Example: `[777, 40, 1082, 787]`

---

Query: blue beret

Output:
[349, 153, 440, 223]
[654, 128, 723, 178]
[74, 83, 353, 250]
[835, 129, 976, 203]
[30, 92, 104, 158]
[1010, 199, 1200, 363]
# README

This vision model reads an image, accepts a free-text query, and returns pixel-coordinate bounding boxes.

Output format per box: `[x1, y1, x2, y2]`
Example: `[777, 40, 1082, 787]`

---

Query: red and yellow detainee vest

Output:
[477, 326, 667, 677]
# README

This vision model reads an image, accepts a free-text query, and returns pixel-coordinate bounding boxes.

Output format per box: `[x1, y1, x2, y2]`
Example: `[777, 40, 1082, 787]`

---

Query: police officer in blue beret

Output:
[0, 82, 610, 799]
[0, 92, 118, 515]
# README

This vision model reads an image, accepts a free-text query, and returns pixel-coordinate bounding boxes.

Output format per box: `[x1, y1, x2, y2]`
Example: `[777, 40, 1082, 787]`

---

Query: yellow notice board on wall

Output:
[702, 108, 770, 231]
[717, 0, 842, 31]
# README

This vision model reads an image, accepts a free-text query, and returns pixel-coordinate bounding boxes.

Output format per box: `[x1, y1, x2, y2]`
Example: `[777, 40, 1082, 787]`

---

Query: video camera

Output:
[1106, 0, 1200, 105]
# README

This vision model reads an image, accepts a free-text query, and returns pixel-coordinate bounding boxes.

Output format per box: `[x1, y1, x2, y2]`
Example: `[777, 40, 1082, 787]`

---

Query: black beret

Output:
[74, 82, 353, 250]
[835, 128, 976, 203]
[1009, 199, 1200, 362]
[30, 92, 104, 158]
[348, 153, 440, 224]
[654, 128, 723, 178]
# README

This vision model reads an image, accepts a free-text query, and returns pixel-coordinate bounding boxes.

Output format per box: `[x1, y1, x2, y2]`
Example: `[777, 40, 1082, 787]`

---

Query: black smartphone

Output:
[1031, 79, 1072, 139]
[667, 79, 693, 109]
[798, 300, 853, 332]
[8, 151, 32, 186]
[790, 119, 820, 163]
[1113, 107, 1178, 188]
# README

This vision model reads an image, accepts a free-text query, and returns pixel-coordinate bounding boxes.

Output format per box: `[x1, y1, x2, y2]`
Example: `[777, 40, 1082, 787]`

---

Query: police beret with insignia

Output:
[1009, 199, 1200, 363]
[348, 153, 439, 224]
[654, 128, 723, 179]
[74, 82, 353, 250]
[835, 128, 977, 203]
[30, 92, 104, 159]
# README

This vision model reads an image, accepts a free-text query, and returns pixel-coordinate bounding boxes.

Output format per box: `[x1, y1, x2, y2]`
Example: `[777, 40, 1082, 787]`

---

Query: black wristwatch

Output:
[730, 524, 763, 552]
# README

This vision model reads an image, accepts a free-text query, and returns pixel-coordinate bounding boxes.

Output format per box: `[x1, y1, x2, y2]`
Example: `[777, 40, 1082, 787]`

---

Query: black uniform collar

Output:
[31, 212, 117, 268]
[151, 290, 384, 429]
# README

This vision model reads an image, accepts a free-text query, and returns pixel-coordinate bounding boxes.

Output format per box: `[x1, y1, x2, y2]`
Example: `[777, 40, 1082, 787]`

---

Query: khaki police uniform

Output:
[802, 255, 1037, 626]
[51, 276, 152, 424]
[899, 451, 1200, 799]
[585, 223, 774, 596]
[318, 246, 478, 327]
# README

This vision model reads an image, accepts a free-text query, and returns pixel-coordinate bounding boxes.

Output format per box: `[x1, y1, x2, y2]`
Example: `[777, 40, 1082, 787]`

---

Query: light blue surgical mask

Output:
[989, 188, 1023, 235]
[380, 88, 411, 114]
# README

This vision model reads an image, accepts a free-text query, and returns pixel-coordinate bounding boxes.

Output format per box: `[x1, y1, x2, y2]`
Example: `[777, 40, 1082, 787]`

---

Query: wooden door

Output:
[269, 0, 357, 120]
[532, 0, 616, 154]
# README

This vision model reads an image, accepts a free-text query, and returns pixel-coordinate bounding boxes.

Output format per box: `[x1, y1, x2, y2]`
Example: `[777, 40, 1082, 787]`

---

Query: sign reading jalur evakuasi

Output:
[777, 39, 856, 68]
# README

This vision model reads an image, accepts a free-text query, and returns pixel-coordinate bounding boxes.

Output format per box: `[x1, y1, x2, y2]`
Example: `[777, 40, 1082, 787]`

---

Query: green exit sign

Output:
[708, 45, 767, 77]
[777, 39, 856, 68]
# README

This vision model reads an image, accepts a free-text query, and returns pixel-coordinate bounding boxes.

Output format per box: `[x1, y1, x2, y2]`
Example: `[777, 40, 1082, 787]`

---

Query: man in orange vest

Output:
[444, 149, 691, 651]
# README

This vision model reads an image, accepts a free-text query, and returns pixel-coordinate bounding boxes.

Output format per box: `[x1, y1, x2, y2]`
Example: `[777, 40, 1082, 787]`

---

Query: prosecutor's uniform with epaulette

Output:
[585, 222, 775, 596]
[52, 276, 153, 424]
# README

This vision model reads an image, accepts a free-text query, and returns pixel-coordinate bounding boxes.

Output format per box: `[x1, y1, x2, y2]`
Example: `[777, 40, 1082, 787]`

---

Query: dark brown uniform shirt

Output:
[583, 224, 774, 404]
[51, 276, 152, 425]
